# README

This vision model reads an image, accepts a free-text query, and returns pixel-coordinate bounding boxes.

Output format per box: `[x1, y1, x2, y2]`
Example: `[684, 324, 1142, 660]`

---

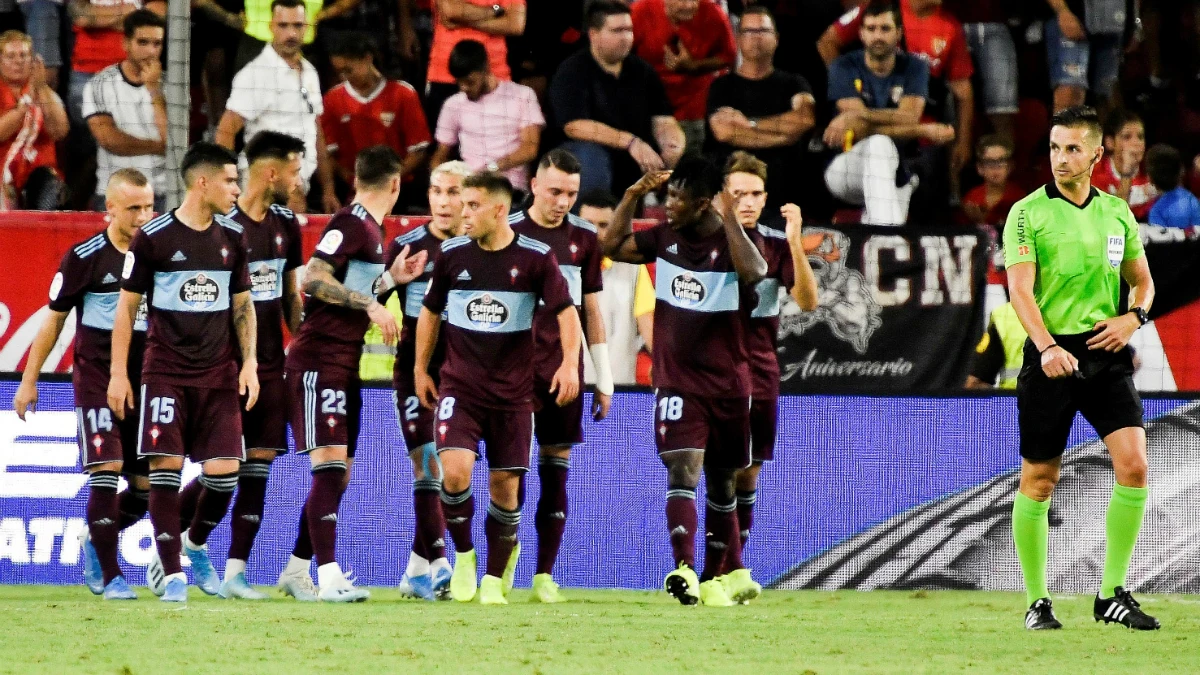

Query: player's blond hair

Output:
[106, 168, 151, 196]
[431, 160, 472, 183]
[725, 151, 768, 183]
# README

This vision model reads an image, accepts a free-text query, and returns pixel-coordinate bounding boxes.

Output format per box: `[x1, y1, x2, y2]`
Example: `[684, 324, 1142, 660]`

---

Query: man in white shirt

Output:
[82, 9, 167, 212]
[216, 0, 339, 212]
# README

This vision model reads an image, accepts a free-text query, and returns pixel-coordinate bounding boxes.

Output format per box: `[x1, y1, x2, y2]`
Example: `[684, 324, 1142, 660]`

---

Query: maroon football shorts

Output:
[654, 389, 751, 470]
[137, 382, 245, 462]
[241, 375, 288, 452]
[532, 378, 584, 448]
[76, 403, 146, 474]
[434, 394, 534, 472]
[749, 397, 779, 463]
[394, 389, 436, 454]
[286, 367, 362, 457]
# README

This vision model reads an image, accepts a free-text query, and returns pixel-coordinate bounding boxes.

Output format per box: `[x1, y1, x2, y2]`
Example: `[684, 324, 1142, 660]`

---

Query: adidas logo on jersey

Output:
[101, 273, 117, 284]
[457, 270, 472, 281]
[667, 244, 679, 254]
[171, 250, 187, 262]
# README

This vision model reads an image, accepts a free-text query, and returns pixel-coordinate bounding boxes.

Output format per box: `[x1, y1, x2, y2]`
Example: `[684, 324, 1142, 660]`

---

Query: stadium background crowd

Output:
[2, 0, 1199, 385]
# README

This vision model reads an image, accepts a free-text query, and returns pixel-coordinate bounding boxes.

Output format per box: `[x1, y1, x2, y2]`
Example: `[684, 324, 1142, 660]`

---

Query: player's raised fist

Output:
[782, 204, 803, 243]
[627, 170, 671, 198]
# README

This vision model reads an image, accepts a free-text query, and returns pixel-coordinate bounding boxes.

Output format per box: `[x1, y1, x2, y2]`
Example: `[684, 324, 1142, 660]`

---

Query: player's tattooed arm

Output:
[232, 291, 258, 366]
[302, 258, 377, 311]
[106, 291, 142, 419]
[603, 171, 672, 264]
[716, 191, 768, 284]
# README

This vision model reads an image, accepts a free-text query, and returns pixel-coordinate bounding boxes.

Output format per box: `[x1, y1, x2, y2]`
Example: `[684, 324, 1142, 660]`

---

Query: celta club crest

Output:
[569, 243, 578, 260]
[275, 234, 283, 252]
[778, 227, 882, 355]
[220, 247, 229, 263]
[510, 267, 519, 284]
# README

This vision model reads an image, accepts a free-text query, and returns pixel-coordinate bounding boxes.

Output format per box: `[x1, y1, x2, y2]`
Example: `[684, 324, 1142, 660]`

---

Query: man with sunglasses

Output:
[217, 0, 340, 213]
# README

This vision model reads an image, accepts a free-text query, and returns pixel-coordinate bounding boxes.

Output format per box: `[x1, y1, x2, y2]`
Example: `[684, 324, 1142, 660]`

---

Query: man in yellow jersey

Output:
[1003, 105, 1157, 631]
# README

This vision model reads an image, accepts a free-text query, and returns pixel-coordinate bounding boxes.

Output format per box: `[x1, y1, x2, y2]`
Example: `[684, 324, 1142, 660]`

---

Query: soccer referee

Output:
[1003, 106, 1158, 631]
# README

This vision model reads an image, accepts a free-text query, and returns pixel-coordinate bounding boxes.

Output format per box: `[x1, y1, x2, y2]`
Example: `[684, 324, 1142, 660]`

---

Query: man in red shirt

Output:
[425, 0, 525, 135]
[631, 0, 735, 155]
[323, 34, 431, 202]
[818, 0, 975, 194]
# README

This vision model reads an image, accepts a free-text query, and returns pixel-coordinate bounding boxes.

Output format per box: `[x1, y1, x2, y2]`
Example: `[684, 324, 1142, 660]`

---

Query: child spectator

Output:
[1146, 143, 1200, 230]
[958, 134, 1023, 230]
[1092, 109, 1158, 222]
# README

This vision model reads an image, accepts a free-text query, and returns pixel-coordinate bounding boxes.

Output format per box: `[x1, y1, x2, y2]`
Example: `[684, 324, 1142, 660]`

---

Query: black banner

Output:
[1140, 225, 1200, 319]
[777, 224, 989, 393]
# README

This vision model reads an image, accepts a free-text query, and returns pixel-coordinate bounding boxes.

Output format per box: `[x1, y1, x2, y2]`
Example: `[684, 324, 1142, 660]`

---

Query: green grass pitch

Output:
[1, 587, 1198, 673]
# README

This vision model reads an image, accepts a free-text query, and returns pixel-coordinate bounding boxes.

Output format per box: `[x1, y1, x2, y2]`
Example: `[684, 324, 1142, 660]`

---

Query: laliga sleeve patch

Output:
[317, 229, 344, 255]
[48, 272, 63, 301]
[122, 251, 135, 279]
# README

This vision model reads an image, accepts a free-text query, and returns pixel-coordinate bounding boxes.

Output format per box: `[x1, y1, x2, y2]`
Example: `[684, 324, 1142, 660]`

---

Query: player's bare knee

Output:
[705, 469, 736, 503]
[488, 470, 521, 510]
[1113, 454, 1149, 488]
[129, 474, 151, 491]
[663, 454, 702, 489]
[440, 449, 474, 492]
[87, 461, 123, 475]
[246, 448, 276, 463]
[149, 456, 183, 472]
[308, 445, 348, 466]
[540, 444, 571, 460]
[203, 458, 240, 476]
[735, 463, 762, 492]
[1019, 461, 1060, 501]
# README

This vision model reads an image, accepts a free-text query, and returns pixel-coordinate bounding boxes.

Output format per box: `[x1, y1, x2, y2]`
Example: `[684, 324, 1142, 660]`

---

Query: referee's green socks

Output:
[1012, 492, 1051, 606]
[1101, 484, 1148, 598]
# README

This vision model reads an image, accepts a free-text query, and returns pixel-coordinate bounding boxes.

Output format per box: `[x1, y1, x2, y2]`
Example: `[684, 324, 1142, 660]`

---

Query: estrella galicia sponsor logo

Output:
[466, 293, 509, 329]
[250, 263, 279, 295]
[671, 272, 706, 306]
[179, 273, 221, 307]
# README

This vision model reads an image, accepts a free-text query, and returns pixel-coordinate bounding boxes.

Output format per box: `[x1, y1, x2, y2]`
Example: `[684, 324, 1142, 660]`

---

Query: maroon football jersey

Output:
[228, 202, 304, 378]
[121, 212, 251, 389]
[48, 230, 148, 405]
[508, 210, 604, 384]
[633, 222, 752, 398]
[286, 204, 385, 375]
[387, 224, 450, 393]
[743, 224, 795, 399]
[422, 233, 573, 412]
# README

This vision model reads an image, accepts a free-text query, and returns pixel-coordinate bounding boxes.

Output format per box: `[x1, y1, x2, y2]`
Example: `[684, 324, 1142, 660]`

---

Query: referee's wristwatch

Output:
[1129, 306, 1149, 327]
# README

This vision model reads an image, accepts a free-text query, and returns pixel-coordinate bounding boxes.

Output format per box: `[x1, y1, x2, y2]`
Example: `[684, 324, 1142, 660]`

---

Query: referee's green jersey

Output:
[1003, 183, 1144, 335]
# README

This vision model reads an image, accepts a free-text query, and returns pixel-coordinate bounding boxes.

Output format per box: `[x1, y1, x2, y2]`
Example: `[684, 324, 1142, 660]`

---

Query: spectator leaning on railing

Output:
[83, 9, 168, 213]
[430, 39, 543, 194]
[0, 29, 68, 210]
[549, 0, 684, 202]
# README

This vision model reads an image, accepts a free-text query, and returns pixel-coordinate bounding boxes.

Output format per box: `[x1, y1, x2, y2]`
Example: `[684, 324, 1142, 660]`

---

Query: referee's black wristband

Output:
[1039, 343, 1058, 354]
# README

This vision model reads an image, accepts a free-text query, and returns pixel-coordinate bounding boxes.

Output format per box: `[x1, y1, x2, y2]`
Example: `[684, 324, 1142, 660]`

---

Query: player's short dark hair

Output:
[739, 4, 775, 28]
[862, 0, 902, 28]
[668, 154, 724, 201]
[123, 9, 165, 38]
[270, 0, 305, 13]
[585, 0, 632, 31]
[245, 131, 306, 166]
[327, 31, 377, 60]
[1104, 107, 1144, 138]
[180, 142, 237, 184]
[463, 171, 515, 202]
[537, 148, 582, 176]
[578, 190, 617, 211]
[725, 151, 768, 182]
[975, 133, 1014, 159]
[449, 40, 489, 79]
[1050, 105, 1103, 140]
[1146, 144, 1183, 191]
[355, 145, 403, 189]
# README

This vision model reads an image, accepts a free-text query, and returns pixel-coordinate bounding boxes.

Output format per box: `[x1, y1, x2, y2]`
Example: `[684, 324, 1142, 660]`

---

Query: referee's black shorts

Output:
[1016, 332, 1144, 461]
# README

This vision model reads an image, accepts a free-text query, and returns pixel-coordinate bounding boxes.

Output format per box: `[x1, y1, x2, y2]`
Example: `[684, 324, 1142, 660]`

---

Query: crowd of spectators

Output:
[0, 0, 1198, 236]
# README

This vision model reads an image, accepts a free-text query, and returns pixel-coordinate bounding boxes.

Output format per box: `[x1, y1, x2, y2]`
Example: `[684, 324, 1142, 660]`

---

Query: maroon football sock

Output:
[187, 473, 238, 546]
[228, 459, 271, 561]
[666, 487, 697, 570]
[86, 472, 122, 584]
[116, 486, 149, 530]
[148, 470, 183, 576]
[736, 489, 756, 553]
[440, 487, 475, 553]
[485, 501, 521, 578]
[292, 503, 313, 560]
[177, 477, 203, 533]
[704, 498, 740, 581]
[413, 479, 446, 561]
[535, 457, 569, 575]
[305, 461, 347, 566]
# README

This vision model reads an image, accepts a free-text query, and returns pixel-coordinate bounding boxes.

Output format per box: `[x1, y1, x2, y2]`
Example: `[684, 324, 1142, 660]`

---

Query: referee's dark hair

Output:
[1146, 144, 1183, 192]
[181, 142, 238, 185]
[355, 145, 404, 189]
[245, 131, 307, 166]
[123, 8, 165, 37]
[668, 154, 724, 202]
[1050, 105, 1103, 142]
[463, 171, 515, 202]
